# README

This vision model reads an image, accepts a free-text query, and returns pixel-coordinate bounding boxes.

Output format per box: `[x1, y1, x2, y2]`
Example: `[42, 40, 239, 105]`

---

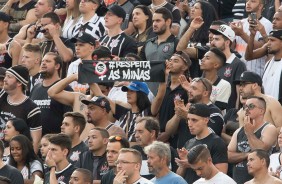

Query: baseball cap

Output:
[269, 30, 282, 40]
[92, 46, 113, 60]
[0, 12, 11, 23]
[121, 81, 149, 95]
[188, 103, 210, 118]
[70, 32, 96, 46]
[234, 71, 262, 86]
[106, 5, 126, 21]
[0, 67, 6, 78]
[6, 65, 29, 86]
[210, 25, 235, 42]
[81, 96, 111, 112]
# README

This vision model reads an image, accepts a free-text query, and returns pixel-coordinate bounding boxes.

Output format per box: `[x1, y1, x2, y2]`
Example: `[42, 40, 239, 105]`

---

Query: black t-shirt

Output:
[218, 55, 246, 110]
[44, 164, 76, 184]
[68, 141, 88, 165]
[131, 144, 179, 180]
[0, 90, 42, 139]
[177, 119, 194, 149]
[26, 72, 43, 96]
[100, 32, 137, 57]
[30, 81, 73, 135]
[183, 133, 228, 183]
[0, 164, 24, 184]
[101, 168, 115, 184]
[207, 103, 224, 136]
[76, 151, 109, 180]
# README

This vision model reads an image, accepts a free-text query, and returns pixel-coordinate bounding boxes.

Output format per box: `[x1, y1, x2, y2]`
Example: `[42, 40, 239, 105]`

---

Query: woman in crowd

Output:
[39, 134, 53, 162]
[8, 135, 44, 183]
[132, 5, 154, 54]
[3, 118, 32, 162]
[178, 0, 218, 78]
[61, 0, 81, 39]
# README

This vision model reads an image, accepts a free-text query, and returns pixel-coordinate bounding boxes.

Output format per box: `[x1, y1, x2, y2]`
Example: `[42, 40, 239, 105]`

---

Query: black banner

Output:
[78, 60, 165, 83]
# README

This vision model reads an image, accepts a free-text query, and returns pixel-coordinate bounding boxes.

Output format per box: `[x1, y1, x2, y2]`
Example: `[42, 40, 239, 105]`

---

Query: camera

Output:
[35, 26, 46, 33]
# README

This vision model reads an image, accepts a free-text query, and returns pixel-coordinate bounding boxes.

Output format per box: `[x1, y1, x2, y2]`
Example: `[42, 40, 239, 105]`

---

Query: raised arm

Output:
[245, 23, 268, 61]
[47, 74, 78, 107]
[151, 61, 170, 116]
[176, 17, 204, 59]
[44, 23, 73, 62]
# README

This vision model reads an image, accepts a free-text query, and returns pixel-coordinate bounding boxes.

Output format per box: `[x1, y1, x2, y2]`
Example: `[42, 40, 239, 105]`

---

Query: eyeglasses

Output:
[245, 103, 262, 110]
[239, 82, 254, 87]
[115, 160, 138, 165]
[109, 135, 122, 141]
[192, 77, 209, 91]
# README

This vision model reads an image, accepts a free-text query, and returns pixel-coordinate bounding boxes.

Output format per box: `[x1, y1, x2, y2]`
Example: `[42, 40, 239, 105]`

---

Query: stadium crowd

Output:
[0, 0, 282, 183]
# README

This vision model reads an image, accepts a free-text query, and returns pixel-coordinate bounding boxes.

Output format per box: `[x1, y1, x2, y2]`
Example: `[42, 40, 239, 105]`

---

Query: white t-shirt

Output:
[133, 177, 153, 184]
[210, 78, 231, 106]
[67, 58, 88, 92]
[269, 152, 282, 180]
[263, 58, 282, 100]
[235, 17, 273, 76]
[193, 172, 236, 184]
[21, 160, 43, 179]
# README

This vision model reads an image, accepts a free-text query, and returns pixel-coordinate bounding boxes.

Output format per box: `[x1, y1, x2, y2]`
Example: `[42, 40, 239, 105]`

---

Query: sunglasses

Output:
[109, 135, 122, 141]
[245, 103, 262, 110]
[192, 77, 209, 91]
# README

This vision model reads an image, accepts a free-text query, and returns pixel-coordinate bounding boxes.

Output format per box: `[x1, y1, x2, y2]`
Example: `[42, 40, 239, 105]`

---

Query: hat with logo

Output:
[0, 67, 6, 78]
[210, 25, 235, 42]
[92, 46, 113, 60]
[70, 32, 96, 45]
[234, 71, 262, 86]
[188, 103, 210, 118]
[106, 5, 126, 21]
[81, 96, 111, 112]
[6, 65, 29, 86]
[269, 30, 282, 40]
[121, 81, 149, 95]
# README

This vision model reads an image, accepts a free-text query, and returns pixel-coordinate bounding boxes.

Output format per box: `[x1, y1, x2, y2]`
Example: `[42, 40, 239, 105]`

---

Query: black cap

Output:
[188, 103, 210, 118]
[0, 12, 11, 23]
[70, 32, 96, 45]
[0, 67, 6, 78]
[107, 5, 126, 21]
[234, 71, 262, 86]
[92, 46, 113, 60]
[81, 96, 111, 112]
[269, 30, 282, 40]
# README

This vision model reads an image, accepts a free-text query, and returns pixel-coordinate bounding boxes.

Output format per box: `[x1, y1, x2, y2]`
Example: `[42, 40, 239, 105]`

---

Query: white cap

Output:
[210, 25, 235, 42]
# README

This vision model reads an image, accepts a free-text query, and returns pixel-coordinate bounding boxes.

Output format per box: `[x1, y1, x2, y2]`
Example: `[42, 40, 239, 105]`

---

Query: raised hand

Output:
[178, 75, 191, 92]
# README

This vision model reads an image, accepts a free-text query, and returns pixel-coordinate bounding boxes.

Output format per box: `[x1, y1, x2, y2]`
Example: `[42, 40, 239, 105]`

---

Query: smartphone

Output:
[250, 12, 257, 24]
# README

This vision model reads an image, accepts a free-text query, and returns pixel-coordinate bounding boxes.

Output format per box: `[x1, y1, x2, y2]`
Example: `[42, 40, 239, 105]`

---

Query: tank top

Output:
[233, 122, 269, 184]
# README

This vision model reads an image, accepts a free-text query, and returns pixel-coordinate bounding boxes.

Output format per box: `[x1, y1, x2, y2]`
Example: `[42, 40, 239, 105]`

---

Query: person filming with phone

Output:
[229, 0, 272, 77]
[228, 96, 278, 183]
